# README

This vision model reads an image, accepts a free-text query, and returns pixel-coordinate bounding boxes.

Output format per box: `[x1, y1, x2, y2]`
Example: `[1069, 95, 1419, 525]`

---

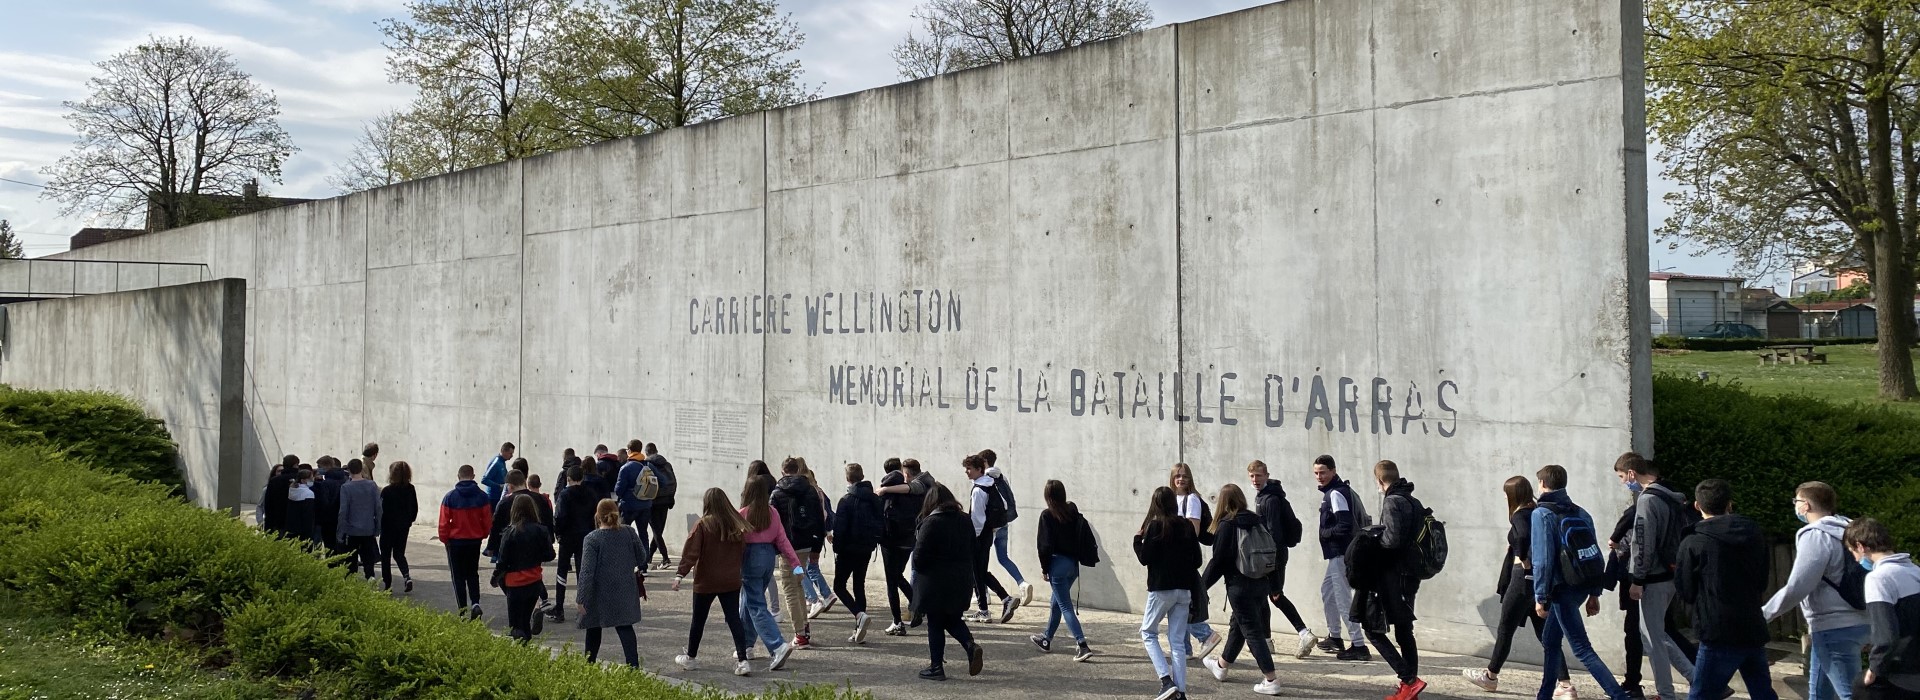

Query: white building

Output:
[1649, 273, 1744, 336]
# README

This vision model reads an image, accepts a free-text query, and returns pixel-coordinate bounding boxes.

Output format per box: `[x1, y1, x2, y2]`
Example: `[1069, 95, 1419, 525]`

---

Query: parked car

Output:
[1687, 322, 1765, 339]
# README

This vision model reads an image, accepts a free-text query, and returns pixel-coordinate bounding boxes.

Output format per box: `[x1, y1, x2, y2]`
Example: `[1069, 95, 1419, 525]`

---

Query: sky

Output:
[0, 0, 1769, 286]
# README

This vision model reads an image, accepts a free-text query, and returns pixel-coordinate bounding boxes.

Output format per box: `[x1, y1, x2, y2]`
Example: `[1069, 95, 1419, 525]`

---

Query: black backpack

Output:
[1543, 501, 1608, 590]
[976, 483, 1008, 531]
[778, 480, 826, 539]
[1403, 498, 1449, 580]
[1275, 492, 1304, 548]
[1819, 530, 1870, 609]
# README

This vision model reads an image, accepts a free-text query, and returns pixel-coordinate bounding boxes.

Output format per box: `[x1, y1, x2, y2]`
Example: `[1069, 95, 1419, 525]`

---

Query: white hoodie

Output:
[1762, 514, 1871, 632]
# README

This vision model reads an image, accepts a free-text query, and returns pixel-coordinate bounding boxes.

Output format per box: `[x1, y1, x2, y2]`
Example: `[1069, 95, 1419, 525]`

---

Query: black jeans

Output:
[882, 545, 913, 623]
[925, 610, 976, 666]
[445, 540, 482, 609]
[379, 527, 411, 587]
[834, 549, 873, 616]
[971, 529, 1009, 610]
[345, 534, 379, 580]
[1359, 578, 1419, 684]
[1221, 583, 1277, 674]
[1489, 566, 1569, 680]
[1268, 560, 1309, 631]
[648, 506, 672, 565]
[585, 625, 638, 667]
[505, 581, 545, 641]
[556, 536, 583, 582]
[688, 590, 749, 660]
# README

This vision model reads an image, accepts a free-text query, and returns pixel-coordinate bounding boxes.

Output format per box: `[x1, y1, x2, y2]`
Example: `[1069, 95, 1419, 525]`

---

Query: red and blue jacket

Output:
[439, 480, 492, 542]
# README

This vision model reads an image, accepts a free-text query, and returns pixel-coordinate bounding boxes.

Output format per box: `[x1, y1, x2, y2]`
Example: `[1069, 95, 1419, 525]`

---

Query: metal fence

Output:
[0, 259, 212, 298]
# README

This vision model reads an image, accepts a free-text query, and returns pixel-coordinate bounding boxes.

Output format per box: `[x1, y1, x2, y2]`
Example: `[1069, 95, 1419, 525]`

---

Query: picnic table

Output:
[1756, 344, 1828, 366]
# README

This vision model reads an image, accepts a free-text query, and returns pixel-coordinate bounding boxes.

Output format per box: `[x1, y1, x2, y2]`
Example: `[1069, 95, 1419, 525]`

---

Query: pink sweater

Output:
[741, 506, 802, 564]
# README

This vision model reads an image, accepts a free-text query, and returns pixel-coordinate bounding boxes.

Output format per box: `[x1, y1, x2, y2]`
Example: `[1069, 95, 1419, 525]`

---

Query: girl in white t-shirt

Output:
[1170, 462, 1223, 660]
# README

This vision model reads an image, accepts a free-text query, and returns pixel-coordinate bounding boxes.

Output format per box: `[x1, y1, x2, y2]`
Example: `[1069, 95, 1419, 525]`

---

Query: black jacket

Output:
[262, 472, 292, 533]
[1676, 513, 1772, 647]
[772, 475, 826, 551]
[831, 481, 885, 554]
[1253, 480, 1297, 563]
[379, 483, 418, 533]
[312, 471, 347, 534]
[1036, 504, 1098, 567]
[1318, 478, 1362, 560]
[554, 479, 601, 543]
[647, 455, 677, 508]
[1497, 504, 1539, 597]
[494, 521, 556, 575]
[1133, 519, 1202, 592]
[1202, 511, 1279, 593]
[911, 508, 977, 616]
[487, 490, 554, 555]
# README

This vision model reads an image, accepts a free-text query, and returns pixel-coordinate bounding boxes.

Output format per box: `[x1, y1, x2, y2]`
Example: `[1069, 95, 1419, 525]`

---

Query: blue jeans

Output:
[740, 543, 785, 652]
[1043, 555, 1085, 643]
[1809, 625, 1868, 700]
[1142, 589, 1192, 691]
[802, 554, 831, 602]
[1539, 591, 1629, 700]
[994, 525, 1026, 584]
[1689, 643, 1779, 700]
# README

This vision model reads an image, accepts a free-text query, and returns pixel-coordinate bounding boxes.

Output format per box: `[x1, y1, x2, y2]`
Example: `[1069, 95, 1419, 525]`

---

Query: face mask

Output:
[1861, 556, 1876, 572]
[1625, 481, 1643, 494]
[1796, 512, 1809, 524]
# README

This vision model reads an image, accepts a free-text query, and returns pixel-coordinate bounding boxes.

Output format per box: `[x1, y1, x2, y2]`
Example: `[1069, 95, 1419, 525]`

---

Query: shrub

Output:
[1649, 336, 1877, 352]
[1652, 374, 1920, 549]
[0, 386, 180, 492]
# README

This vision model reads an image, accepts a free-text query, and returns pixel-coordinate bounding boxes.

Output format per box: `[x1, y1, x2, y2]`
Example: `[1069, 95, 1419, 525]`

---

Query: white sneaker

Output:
[1295, 629, 1317, 658]
[674, 654, 698, 671]
[1253, 678, 1283, 695]
[852, 612, 871, 644]
[1192, 631, 1223, 659]
[1018, 580, 1034, 606]
[1463, 668, 1498, 692]
[806, 601, 825, 619]
[1554, 680, 1579, 700]
[734, 660, 752, 676]
[767, 642, 794, 671]
[1204, 656, 1228, 682]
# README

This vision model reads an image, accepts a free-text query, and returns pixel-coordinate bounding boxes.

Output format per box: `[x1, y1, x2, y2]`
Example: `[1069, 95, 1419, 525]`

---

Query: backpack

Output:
[1273, 491, 1304, 548]
[636, 464, 660, 501]
[1236, 521, 1279, 579]
[976, 483, 1009, 531]
[1819, 530, 1870, 610]
[1076, 515, 1102, 566]
[1346, 484, 1374, 530]
[994, 473, 1018, 522]
[1544, 502, 1608, 590]
[778, 480, 826, 538]
[651, 458, 677, 504]
[1406, 500, 1449, 580]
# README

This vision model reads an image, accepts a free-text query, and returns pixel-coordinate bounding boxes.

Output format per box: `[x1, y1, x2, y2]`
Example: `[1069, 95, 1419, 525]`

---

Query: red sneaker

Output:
[1404, 679, 1429, 698]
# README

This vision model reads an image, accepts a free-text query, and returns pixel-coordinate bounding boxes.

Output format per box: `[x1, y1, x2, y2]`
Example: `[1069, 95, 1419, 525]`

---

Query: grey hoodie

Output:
[1762, 515, 1871, 632]
[337, 478, 383, 539]
[1629, 481, 1688, 584]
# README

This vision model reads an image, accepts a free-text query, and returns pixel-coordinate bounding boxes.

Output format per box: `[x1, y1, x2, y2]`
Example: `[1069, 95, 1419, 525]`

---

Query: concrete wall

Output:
[0, 279, 246, 511]
[49, 0, 1650, 657]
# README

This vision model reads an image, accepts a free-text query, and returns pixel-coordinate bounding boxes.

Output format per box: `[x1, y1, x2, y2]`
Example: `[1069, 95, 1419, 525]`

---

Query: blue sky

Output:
[0, 0, 1762, 286]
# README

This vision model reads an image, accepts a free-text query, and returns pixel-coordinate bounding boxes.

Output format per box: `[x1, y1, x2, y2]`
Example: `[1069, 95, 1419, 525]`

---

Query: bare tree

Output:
[329, 112, 407, 194]
[893, 0, 1152, 80]
[380, 0, 568, 164]
[40, 37, 295, 230]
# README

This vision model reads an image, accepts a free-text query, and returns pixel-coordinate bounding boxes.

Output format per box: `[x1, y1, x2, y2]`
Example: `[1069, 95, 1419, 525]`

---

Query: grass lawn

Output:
[0, 595, 289, 700]
[1652, 342, 1920, 419]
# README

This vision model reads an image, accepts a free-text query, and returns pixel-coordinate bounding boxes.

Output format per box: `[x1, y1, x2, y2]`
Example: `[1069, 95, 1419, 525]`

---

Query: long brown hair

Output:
[594, 498, 620, 528]
[1503, 476, 1537, 515]
[387, 460, 412, 486]
[1143, 486, 1182, 540]
[700, 487, 751, 542]
[1169, 463, 1197, 495]
[509, 493, 537, 528]
[1043, 479, 1073, 523]
[920, 483, 960, 519]
[742, 474, 776, 531]
[1212, 483, 1248, 534]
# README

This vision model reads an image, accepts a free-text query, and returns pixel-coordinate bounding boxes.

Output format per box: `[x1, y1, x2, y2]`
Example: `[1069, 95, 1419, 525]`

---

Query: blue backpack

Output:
[1544, 502, 1607, 590]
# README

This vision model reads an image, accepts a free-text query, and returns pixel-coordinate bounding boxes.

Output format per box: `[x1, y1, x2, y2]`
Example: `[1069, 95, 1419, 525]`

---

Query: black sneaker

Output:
[1030, 634, 1051, 653]
[403, 578, 413, 593]
[1623, 686, 1646, 700]
[1718, 689, 1736, 700]
[530, 604, 547, 636]
[1316, 637, 1345, 654]
[967, 643, 984, 676]
[919, 664, 947, 681]
[1335, 646, 1371, 661]
[1073, 642, 1095, 662]
[1155, 675, 1179, 700]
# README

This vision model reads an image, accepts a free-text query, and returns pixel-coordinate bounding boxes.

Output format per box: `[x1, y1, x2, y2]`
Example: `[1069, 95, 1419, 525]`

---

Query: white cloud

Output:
[211, 0, 318, 24]
[308, 0, 409, 12]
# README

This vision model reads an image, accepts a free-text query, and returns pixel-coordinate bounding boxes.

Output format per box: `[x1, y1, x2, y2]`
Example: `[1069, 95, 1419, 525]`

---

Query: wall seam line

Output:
[1172, 23, 1185, 467]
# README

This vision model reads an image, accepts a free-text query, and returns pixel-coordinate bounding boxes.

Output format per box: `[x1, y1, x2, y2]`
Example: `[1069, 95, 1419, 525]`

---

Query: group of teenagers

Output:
[251, 442, 1920, 700]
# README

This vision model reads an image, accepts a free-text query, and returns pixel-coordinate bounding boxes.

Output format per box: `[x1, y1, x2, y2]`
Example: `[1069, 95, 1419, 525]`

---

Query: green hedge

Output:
[1652, 374, 1920, 549]
[0, 386, 180, 493]
[0, 445, 862, 700]
[1650, 336, 1878, 352]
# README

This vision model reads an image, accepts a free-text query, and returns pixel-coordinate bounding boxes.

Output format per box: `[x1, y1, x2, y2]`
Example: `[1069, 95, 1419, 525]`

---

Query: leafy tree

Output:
[541, 0, 814, 143]
[39, 37, 295, 230]
[1647, 0, 1920, 399]
[380, 0, 569, 165]
[0, 220, 22, 259]
[893, 0, 1152, 80]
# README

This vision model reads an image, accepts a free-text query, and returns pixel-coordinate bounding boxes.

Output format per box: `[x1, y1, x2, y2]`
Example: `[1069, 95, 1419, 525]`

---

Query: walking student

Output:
[1135, 486, 1201, 700]
[379, 461, 418, 593]
[262, 455, 297, 535]
[771, 458, 826, 647]
[1353, 460, 1427, 700]
[965, 454, 1020, 624]
[577, 498, 644, 667]
[552, 466, 600, 623]
[1675, 479, 1778, 700]
[738, 474, 802, 671]
[487, 470, 553, 558]
[1312, 454, 1371, 660]
[644, 444, 677, 569]
[1610, 489, 1697, 699]
[1532, 464, 1631, 700]
[1762, 481, 1871, 700]
[1198, 483, 1285, 696]
[1617, 452, 1696, 700]
[876, 458, 922, 635]
[338, 458, 383, 583]
[483, 442, 515, 506]
[1030, 479, 1098, 662]
[981, 449, 1035, 606]
[314, 457, 350, 563]
[799, 461, 837, 616]
[1844, 517, 1920, 700]
[913, 484, 986, 681]
[613, 439, 658, 557]
[673, 488, 754, 676]
[1464, 475, 1572, 696]
[832, 463, 885, 643]
[494, 494, 556, 642]
[1246, 459, 1317, 657]
[440, 464, 492, 619]
[285, 467, 318, 546]
[1170, 463, 1223, 659]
